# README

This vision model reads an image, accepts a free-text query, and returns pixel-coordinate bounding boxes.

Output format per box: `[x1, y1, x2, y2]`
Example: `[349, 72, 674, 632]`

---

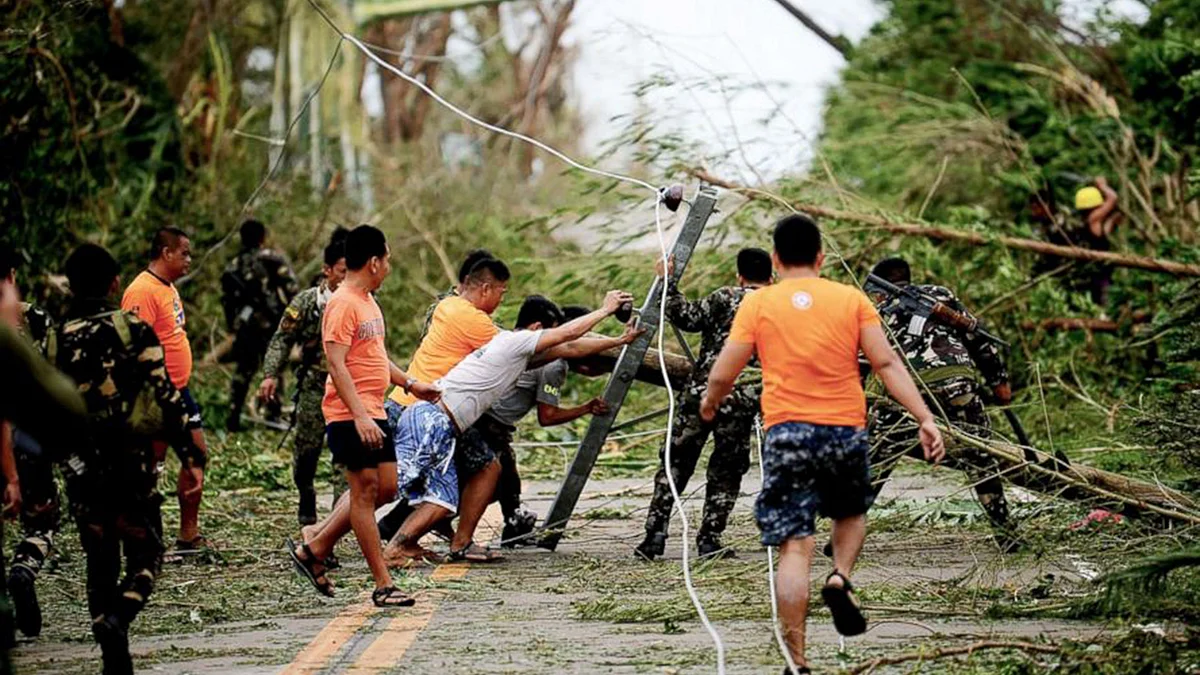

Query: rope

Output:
[510, 427, 667, 448]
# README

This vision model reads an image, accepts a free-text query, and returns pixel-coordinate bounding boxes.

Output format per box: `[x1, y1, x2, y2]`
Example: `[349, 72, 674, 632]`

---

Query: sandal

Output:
[162, 535, 211, 564]
[821, 570, 866, 636]
[782, 666, 811, 674]
[371, 586, 415, 608]
[323, 553, 341, 571]
[286, 537, 335, 598]
[449, 541, 504, 563]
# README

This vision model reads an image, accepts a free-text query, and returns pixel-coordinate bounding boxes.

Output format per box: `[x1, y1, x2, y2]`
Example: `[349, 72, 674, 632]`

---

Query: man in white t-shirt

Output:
[385, 290, 639, 563]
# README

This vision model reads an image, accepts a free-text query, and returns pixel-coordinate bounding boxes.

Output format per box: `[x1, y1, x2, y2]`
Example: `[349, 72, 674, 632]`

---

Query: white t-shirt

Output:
[437, 329, 543, 430]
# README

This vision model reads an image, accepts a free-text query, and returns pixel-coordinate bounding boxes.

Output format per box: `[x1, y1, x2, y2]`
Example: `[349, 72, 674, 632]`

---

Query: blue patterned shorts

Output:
[394, 402, 459, 513]
[756, 422, 873, 546]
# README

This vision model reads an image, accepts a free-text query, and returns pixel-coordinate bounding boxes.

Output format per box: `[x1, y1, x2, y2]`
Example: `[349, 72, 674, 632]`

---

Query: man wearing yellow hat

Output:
[1072, 176, 1120, 306]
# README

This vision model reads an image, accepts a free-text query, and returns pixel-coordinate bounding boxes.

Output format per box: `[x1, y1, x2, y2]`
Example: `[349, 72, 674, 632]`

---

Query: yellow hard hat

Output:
[1075, 186, 1104, 210]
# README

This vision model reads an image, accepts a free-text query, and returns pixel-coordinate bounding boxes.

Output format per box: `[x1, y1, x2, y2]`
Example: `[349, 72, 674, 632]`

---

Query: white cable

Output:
[655, 195, 727, 674]
[757, 419, 801, 675]
[304, 2, 728, 669]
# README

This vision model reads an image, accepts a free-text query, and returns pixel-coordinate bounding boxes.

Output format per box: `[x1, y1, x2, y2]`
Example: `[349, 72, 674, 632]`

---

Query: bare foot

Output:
[300, 523, 321, 544]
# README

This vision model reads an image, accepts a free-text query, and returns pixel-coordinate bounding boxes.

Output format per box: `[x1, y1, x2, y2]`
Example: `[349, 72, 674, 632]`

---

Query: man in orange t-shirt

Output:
[121, 227, 209, 560]
[287, 225, 438, 609]
[702, 214, 945, 673]
[376, 255, 507, 540]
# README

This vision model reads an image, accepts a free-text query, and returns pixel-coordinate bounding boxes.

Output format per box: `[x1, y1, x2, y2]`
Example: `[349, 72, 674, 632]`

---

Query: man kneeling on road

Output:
[702, 214, 944, 673]
[384, 290, 640, 564]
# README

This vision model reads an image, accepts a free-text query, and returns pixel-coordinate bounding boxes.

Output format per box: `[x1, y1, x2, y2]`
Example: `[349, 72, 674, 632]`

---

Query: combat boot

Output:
[697, 534, 735, 559]
[297, 490, 317, 526]
[634, 531, 666, 561]
[501, 507, 538, 548]
[8, 565, 41, 637]
[93, 614, 133, 675]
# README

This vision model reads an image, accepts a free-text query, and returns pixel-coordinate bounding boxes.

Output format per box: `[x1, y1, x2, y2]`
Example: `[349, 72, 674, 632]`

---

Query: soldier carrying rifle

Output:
[864, 257, 1020, 552]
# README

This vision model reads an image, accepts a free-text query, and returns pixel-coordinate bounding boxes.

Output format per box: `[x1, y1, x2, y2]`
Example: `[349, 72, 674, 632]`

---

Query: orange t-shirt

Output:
[389, 295, 498, 406]
[729, 277, 880, 429]
[121, 270, 193, 388]
[321, 285, 391, 423]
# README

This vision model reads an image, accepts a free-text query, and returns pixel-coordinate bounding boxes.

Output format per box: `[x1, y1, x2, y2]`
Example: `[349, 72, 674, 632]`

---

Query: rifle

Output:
[864, 274, 1008, 347]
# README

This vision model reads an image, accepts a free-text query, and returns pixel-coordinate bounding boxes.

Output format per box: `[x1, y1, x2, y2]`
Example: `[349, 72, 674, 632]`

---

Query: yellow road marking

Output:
[283, 504, 503, 674]
[279, 602, 376, 674]
[343, 505, 502, 673]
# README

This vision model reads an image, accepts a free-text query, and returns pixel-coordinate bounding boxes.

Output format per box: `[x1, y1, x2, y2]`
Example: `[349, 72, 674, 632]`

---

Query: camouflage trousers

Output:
[293, 374, 346, 504]
[71, 492, 164, 631]
[869, 378, 1013, 539]
[9, 430, 60, 581]
[644, 384, 758, 544]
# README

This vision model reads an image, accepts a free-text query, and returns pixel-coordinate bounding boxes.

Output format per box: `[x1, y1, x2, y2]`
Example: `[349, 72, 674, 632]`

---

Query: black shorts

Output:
[179, 387, 204, 430]
[326, 419, 394, 472]
[456, 424, 498, 478]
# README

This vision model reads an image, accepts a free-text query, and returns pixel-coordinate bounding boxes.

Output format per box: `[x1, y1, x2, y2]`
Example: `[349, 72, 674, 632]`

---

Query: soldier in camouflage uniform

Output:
[866, 257, 1018, 551]
[55, 244, 205, 675]
[637, 248, 773, 560]
[260, 238, 349, 525]
[0, 243, 64, 638]
[221, 219, 298, 431]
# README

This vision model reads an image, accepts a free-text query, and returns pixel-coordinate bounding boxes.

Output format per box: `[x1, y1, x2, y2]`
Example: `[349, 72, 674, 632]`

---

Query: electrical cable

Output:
[653, 193, 727, 674]
[300, 1, 730, 669]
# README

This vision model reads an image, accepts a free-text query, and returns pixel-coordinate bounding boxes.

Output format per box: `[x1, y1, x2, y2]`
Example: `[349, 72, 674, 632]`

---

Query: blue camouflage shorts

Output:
[394, 402, 459, 513]
[756, 422, 873, 546]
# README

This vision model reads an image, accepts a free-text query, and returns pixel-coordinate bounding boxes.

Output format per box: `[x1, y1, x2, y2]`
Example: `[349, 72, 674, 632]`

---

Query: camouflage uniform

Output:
[221, 246, 298, 429]
[419, 287, 455, 343]
[643, 282, 761, 552]
[868, 283, 1015, 546]
[7, 303, 62, 636]
[262, 281, 346, 520]
[51, 297, 203, 672]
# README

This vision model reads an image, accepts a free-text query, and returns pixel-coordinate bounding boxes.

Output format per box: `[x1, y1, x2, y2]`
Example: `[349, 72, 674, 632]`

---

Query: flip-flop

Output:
[821, 570, 866, 636]
[286, 537, 335, 598]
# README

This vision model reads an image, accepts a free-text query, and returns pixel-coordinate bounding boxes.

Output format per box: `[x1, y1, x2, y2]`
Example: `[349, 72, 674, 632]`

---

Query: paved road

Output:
[15, 472, 1107, 674]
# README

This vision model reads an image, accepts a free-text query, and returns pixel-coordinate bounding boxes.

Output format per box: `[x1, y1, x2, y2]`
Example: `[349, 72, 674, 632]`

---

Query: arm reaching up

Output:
[534, 290, 633, 353]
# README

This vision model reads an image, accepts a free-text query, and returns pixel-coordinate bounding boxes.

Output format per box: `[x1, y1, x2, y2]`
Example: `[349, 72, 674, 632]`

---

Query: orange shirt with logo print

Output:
[728, 277, 880, 429]
[321, 285, 391, 423]
[122, 270, 193, 388]
[388, 295, 498, 407]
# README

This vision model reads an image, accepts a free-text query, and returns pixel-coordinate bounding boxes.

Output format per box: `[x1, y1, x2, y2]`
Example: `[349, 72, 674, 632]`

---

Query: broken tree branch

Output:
[695, 170, 1200, 278]
[848, 640, 1061, 674]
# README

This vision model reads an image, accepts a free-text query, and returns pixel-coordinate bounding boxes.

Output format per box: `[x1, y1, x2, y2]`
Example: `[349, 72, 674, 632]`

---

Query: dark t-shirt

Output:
[485, 359, 568, 427]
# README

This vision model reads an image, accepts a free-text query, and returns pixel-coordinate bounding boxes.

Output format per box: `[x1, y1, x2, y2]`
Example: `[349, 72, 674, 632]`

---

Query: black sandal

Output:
[372, 586, 415, 608]
[782, 666, 811, 674]
[286, 537, 335, 598]
[323, 553, 341, 571]
[449, 541, 504, 563]
[821, 570, 866, 636]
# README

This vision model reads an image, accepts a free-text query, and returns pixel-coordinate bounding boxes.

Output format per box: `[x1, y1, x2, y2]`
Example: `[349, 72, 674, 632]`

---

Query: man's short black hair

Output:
[345, 225, 388, 271]
[0, 242, 17, 280]
[151, 227, 189, 261]
[773, 214, 822, 267]
[464, 258, 510, 286]
[516, 295, 563, 329]
[458, 249, 495, 284]
[561, 305, 590, 321]
[240, 219, 267, 248]
[871, 257, 911, 285]
[737, 247, 772, 283]
[66, 244, 119, 298]
[323, 239, 345, 267]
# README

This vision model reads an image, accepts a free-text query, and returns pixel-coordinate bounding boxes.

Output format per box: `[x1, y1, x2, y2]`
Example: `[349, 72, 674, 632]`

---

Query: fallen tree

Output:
[695, 171, 1200, 278]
